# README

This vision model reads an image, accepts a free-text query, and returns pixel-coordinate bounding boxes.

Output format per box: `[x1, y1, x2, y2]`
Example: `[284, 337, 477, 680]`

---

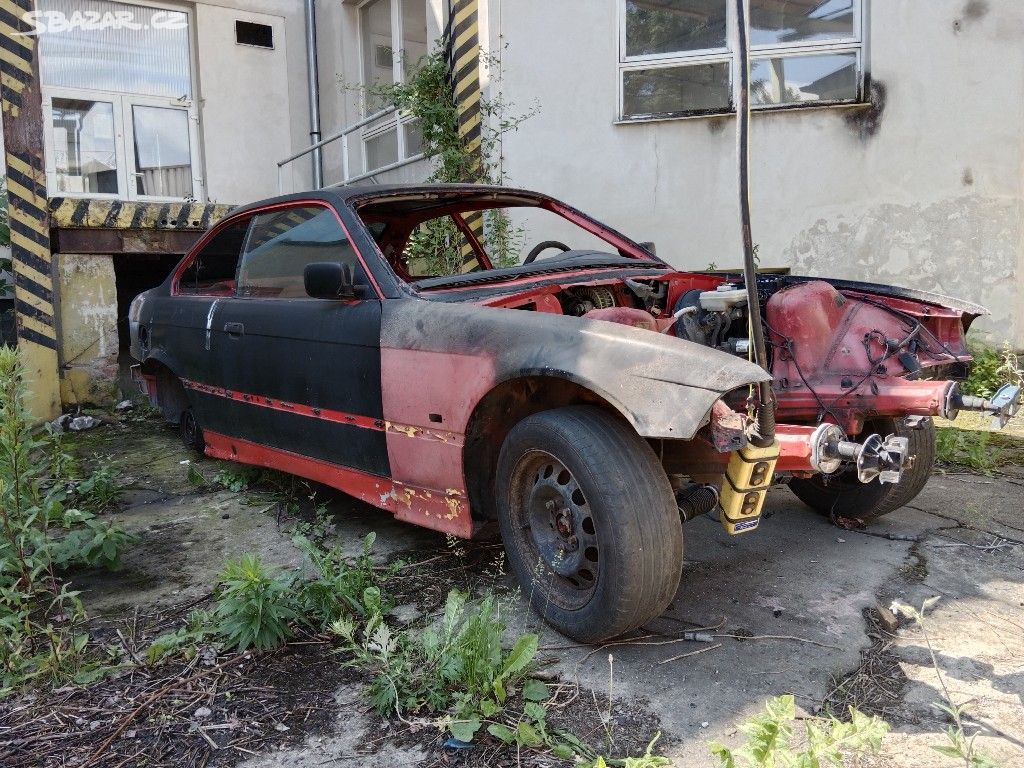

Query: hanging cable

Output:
[733, 0, 775, 446]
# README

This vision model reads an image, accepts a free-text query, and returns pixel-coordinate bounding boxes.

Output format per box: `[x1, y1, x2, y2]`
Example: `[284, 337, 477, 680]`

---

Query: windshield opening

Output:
[356, 193, 657, 287]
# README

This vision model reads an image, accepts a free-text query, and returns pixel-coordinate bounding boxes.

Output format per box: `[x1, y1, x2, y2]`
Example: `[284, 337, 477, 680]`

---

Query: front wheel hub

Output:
[522, 453, 599, 588]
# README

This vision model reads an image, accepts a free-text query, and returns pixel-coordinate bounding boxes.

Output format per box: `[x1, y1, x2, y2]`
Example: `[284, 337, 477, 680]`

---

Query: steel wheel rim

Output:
[182, 410, 199, 444]
[509, 450, 600, 607]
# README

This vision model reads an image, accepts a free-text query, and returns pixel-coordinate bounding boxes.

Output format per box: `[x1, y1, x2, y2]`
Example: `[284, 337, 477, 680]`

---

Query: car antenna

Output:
[733, 0, 776, 446]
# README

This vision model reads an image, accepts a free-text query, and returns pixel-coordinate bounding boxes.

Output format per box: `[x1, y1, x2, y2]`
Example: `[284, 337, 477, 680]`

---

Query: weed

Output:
[212, 467, 257, 492]
[0, 347, 133, 697]
[585, 734, 672, 768]
[889, 598, 1001, 768]
[332, 588, 547, 744]
[294, 531, 396, 628]
[213, 555, 298, 651]
[69, 456, 122, 512]
[963, 342, 1023, 399]
[936, 428, 1001, 473]
[709, 694, 888, 767]
[53, 517, 136, 571]
[146, 610, 216, 664]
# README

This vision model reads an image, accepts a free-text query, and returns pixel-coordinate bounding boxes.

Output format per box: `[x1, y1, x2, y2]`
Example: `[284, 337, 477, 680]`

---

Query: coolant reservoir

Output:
[699, 286, 748, 312]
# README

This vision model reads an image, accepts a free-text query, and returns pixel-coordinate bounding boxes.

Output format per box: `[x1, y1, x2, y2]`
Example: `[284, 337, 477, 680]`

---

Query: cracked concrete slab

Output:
[69, 419, 1024, 766]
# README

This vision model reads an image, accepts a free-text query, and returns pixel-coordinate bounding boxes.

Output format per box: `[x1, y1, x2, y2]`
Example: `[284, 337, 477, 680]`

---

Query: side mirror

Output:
[304, 262, 362, 299]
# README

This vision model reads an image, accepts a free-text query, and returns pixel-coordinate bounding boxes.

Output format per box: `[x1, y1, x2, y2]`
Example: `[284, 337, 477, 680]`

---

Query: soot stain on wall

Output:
[844, 80, 887, 140]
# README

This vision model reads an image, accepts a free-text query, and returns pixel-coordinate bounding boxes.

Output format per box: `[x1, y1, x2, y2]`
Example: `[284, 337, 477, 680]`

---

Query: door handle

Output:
[224, 322, 245, 337]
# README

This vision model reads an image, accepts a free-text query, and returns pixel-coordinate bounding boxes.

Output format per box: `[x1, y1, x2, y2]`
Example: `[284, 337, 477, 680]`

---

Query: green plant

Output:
[963, 342, 1023, 399]
[0, 347, 133, 697]
[294, 530, 396, 628]
[709, 694, 888, 767]
[935, 428, 1001, 474]
[53, 517, 136, 571]
[212, 467, 256, 492]
[353, 43, 534, 274]
[213, 554, 298, 651]
[146, 609, 216, 664]
[69, 456, 121, 512]
[889, 598, 1001, 768]
[584, 734, 672, 768]
[331, 588, 543, 743]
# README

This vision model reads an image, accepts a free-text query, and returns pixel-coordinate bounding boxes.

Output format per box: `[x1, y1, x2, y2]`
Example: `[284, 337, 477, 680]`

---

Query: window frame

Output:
[172, 201, 385, 300]
[617, 0, 868, 122]
[356, 0, 425, 174]
[236, 203, 372, 299]
[38, 0, 203, 200]
[170, 214, 253, 297]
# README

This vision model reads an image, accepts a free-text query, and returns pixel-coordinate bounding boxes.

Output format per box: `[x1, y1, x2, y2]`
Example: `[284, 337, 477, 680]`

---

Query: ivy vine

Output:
[353, 43, 536, 273]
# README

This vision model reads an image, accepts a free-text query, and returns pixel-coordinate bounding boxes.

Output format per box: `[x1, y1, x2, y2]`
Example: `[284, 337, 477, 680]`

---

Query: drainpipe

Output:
[304, 0, 324, 189]
[733, 0, 775, 445]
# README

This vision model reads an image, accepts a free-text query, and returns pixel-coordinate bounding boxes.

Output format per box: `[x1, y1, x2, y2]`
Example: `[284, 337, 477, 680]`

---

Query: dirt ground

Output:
[3, 409, 1023, 767]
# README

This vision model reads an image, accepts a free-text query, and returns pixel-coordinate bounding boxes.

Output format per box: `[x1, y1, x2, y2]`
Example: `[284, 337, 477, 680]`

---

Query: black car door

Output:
[214, 204, 389, 476]
[155, 216, 252, 437]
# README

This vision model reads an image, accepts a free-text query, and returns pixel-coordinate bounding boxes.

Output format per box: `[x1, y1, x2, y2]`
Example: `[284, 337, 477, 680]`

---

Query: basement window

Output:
[236, 20, 274, 49]
[618, 0, 866, 121]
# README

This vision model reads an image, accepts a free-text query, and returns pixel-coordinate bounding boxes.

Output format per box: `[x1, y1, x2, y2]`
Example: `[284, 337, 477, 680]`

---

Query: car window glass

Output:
[176, 219, 250, 296]
[238, 206, 366, 298]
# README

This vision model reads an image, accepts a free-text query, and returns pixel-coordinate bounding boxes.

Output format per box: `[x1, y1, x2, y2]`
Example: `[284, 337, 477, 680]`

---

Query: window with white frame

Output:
[358, 0, 427, 174]
[38, 0, 201, 200]
[619, 0, 865, 121]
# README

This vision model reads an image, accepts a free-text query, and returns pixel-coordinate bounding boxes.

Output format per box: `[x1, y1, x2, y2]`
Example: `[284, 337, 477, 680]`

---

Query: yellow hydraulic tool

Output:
[718, 440, 780, 534]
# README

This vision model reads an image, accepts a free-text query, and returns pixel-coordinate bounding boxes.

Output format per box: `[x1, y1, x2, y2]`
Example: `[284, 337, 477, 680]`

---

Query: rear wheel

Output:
[495, 406, 683, 643]
[789, 417, 936, 522]
[180, 407, 205, 454]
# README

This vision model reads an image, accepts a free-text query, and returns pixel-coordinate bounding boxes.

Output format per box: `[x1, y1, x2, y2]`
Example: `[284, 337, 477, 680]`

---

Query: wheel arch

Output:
[139, 355, 190, 425]
[463, 373, 635, 524]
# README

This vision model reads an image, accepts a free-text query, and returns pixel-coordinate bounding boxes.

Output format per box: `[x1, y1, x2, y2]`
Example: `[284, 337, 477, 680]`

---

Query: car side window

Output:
[237, 206, 368, 298]
[176, 218, 251, 296]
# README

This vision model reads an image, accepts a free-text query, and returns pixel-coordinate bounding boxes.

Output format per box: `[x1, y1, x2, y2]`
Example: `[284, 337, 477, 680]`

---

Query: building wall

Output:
[192, 0, 303, 204]
[56, 253, 120, 404]
[492, 0, 1024, 346]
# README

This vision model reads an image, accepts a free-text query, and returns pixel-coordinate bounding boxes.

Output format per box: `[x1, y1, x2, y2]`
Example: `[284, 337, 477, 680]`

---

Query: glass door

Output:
[127, 103, 196, 200]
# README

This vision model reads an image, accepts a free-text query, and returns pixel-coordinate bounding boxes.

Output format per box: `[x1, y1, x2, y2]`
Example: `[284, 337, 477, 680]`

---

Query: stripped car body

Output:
[129, 184, 1018, 641]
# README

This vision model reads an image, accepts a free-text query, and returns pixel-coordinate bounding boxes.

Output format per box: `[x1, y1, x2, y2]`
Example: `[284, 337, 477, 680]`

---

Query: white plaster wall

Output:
[491, 0, 1024, 346]
[193, 1, 300, 204]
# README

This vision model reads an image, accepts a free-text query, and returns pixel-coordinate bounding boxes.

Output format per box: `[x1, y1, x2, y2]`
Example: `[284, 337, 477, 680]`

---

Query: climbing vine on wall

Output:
[352, 44, 536, 273]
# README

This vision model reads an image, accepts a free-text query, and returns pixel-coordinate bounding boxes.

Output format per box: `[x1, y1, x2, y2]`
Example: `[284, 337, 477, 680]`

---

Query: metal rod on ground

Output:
[733, 0, 776, 445]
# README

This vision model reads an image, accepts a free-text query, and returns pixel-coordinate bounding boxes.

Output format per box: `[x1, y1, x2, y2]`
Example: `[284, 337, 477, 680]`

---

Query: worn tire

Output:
[495, 406, 683, 643]
[179, 407, 206, 454]
[789, 417, 936, 522]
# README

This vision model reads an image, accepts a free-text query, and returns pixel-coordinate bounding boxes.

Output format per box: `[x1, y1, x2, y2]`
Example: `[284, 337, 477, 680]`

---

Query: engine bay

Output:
[486, 271, 979, 436]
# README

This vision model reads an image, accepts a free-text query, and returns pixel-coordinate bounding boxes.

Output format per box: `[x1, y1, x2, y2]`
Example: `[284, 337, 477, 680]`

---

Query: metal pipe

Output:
[304, 0, 324, 189]
[277, 107, 398, 168]
[733, 0, 775, 445]
[325, 152, 426, 187]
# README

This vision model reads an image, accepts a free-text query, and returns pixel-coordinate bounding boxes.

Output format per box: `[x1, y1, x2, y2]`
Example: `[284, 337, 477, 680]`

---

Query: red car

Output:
[129, 184, 1018, 642]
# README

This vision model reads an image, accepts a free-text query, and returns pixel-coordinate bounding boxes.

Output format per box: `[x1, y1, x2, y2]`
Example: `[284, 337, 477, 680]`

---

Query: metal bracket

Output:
[988, 384, 1021, 429]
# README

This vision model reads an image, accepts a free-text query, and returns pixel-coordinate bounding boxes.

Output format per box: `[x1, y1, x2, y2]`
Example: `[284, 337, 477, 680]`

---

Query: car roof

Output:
[229, 183, 546, 218]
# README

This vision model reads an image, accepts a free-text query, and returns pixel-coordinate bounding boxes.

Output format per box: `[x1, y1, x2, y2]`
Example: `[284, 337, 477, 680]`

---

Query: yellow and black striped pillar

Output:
[449, 0, 485, 270]
[1, 0, 61, 419]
